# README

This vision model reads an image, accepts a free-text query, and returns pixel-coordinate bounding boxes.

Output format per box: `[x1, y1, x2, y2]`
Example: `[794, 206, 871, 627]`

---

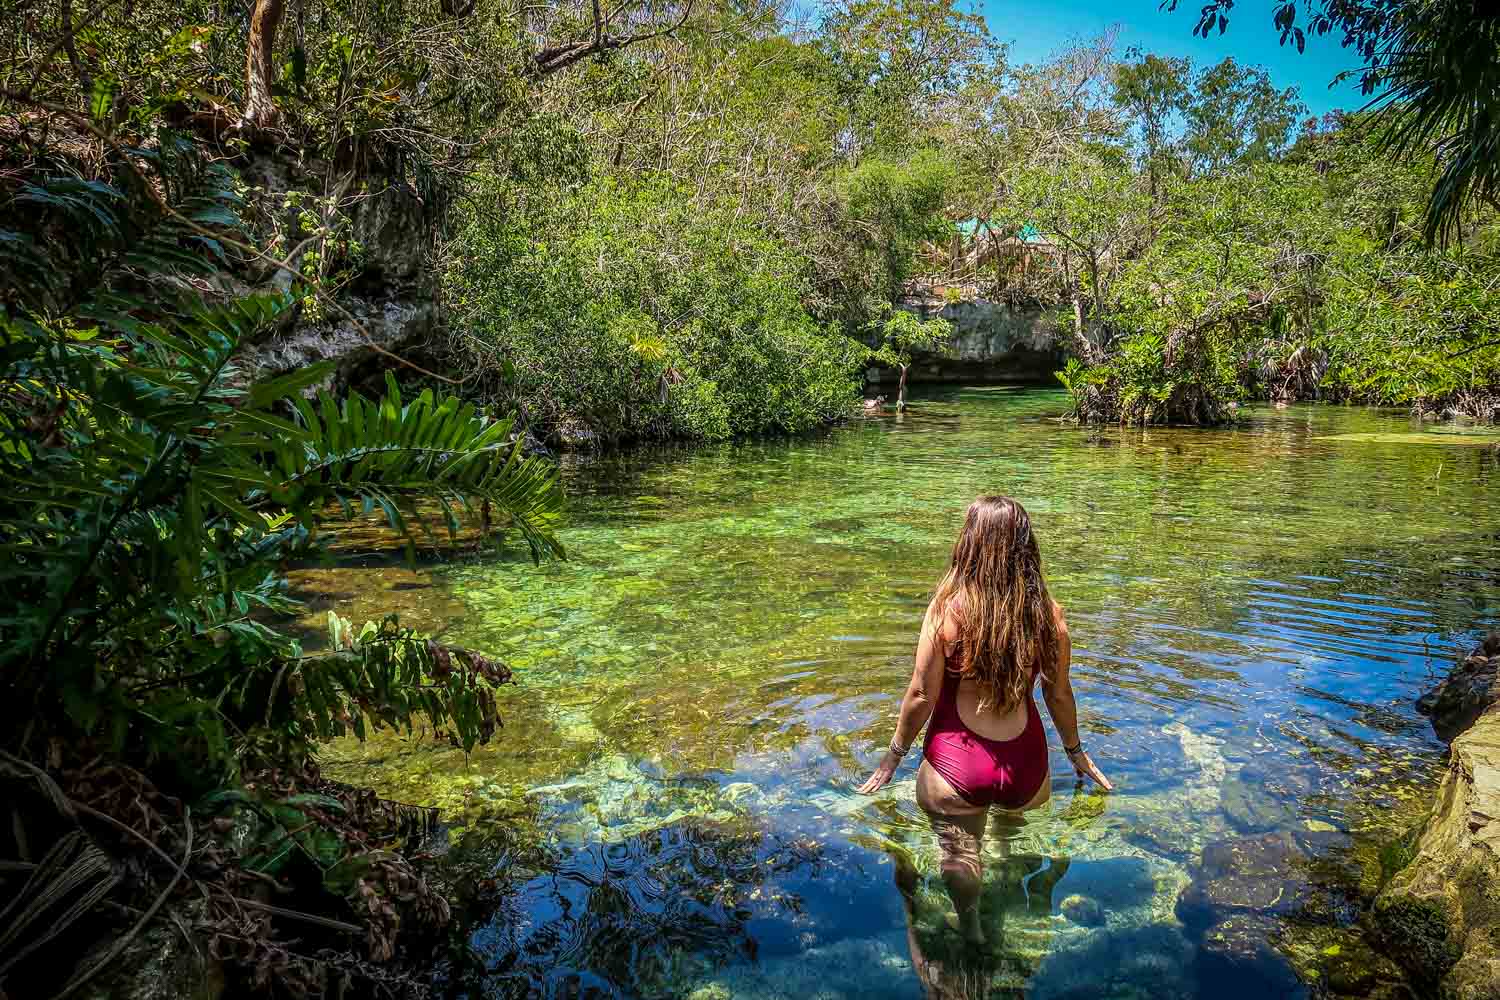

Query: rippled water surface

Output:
[315, 389, 1500, 999]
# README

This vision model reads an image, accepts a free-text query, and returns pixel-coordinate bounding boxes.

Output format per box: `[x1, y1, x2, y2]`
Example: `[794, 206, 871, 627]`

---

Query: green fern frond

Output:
[268, 373, 564, 562]
[1, 147, 564, 772]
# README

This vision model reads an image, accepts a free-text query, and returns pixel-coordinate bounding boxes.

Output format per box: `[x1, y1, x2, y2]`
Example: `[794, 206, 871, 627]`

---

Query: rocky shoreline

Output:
[1164, 631, 1500, 1000]
[1372, 633, 1500, 999]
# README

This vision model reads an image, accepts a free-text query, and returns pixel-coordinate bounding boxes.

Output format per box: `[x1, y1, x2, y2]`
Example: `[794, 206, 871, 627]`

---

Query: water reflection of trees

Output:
[453, 815, 830, 998]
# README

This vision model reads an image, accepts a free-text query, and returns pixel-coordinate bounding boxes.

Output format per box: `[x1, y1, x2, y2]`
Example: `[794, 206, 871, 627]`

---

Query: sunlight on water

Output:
[314, 388, 1500, 999]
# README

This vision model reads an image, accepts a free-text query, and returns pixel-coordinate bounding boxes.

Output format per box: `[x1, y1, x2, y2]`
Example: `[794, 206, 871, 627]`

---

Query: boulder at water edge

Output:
[1417, 632, 1500, 742]
[1372, 633, 1500, 1000]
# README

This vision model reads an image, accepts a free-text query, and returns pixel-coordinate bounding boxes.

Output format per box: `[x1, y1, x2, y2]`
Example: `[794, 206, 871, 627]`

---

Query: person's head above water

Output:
[932, 495, 1060, 712]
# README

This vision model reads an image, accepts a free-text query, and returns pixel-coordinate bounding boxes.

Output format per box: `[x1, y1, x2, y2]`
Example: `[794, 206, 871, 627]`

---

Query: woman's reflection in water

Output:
[889, 785, 1111, 999]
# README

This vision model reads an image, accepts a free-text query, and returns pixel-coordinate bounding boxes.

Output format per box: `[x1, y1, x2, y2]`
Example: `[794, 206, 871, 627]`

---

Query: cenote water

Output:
[310, 388, 1500, 1000]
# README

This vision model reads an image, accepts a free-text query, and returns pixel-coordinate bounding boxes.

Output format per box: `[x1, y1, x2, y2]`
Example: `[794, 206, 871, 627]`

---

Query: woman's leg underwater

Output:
[917, 760, 989, 943]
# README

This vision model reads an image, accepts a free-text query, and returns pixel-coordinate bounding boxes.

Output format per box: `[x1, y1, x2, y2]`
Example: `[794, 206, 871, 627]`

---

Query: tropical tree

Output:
[818, 0, 1000, 160]
[822, 150, 958, 322]
[997, 157, 1150, 357]
[870, 308, 952, 409]
[998, 33, 1125, 168]
[1168, 0, 1500, 242]
[1112, 50, 1191, 208]
[1181, 57, 1306, 176]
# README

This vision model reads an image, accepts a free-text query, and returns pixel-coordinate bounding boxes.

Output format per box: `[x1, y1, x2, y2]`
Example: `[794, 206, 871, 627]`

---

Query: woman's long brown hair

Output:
[930, 495, 1058, 712]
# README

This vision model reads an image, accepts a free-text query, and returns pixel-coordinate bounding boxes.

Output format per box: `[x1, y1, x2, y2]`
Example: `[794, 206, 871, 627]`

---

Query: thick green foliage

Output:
[1059, 138, 1500, 424]
[1321, 237, 1500, 411]
[0, 143, 562, 778]
[825, 152, 960, 321]
[446, 178, 869, 444]
[1174, 0, 1500, 243]
[1064, 165, 1323, 423]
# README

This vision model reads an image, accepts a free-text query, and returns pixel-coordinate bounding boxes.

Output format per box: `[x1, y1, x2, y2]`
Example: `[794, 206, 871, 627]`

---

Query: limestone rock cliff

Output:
[232, 153, 442, 391]
[881, 296, 1063, 385]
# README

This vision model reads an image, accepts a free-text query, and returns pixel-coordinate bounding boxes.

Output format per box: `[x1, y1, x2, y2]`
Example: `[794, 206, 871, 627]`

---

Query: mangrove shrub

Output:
[445, 178, 870, 444]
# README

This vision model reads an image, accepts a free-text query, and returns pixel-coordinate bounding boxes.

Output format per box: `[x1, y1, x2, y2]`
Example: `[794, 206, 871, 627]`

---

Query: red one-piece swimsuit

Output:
[923, 665, 1049, 809]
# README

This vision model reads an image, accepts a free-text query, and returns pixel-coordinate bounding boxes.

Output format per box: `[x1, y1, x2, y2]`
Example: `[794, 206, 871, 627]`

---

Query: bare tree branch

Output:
[532, 0, 694, 78]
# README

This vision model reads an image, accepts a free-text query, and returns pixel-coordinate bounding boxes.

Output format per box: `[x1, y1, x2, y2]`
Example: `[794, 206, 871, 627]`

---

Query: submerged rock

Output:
[1059, 893, 1105, 927]
[1276, 924, 1410, 1000]
[1372, 634, 1500, 1000]
[1178, 832, 1318, 937]
[1028, 921, 1198, 999]
[1176, 875, 1304, 933]
[1221, 774, 1296, 833]
[722, 781, 765, 807]
[1196, 915, 1301, 997]
[1201, 831, 1306, 880]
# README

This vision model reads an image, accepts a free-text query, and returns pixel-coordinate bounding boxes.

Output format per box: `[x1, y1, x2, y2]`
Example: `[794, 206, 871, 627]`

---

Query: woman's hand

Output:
[857, 750, 902, 794]
[1067, 748, 1113, 791]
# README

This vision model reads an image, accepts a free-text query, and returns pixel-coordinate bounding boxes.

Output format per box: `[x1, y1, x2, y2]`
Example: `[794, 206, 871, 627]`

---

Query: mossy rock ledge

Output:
[1371, 633, 1500, 1000]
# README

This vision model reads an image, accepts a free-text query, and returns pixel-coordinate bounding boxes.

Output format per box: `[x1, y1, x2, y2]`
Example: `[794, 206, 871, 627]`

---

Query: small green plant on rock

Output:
[870, 308, 953, 410]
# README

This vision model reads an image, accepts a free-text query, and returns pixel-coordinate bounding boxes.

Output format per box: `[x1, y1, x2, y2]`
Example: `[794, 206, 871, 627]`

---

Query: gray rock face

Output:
[77, 901, 223, 1000]
[1372, 634, 1500, 1000]
[232, 153, 441, 391]
[1417, 632, 1500, 742]
[878, 297, 1063, 384]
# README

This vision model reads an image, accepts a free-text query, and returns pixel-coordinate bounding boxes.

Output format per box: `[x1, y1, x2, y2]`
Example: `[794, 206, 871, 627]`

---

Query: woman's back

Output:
[858, 495, 1112, 953]
[937, 605, 1034, 742]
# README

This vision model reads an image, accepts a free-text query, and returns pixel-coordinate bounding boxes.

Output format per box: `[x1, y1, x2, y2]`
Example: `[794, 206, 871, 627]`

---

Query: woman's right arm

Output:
[1040, 604, 1113, 791]
[857, 600, 947, 794]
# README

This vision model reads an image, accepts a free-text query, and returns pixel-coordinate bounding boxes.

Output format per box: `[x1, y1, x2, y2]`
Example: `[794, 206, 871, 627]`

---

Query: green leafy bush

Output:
[821, 151, 958, 321]
[1057, 130, 1500, 424]
[1319, 235, 1500, 416]
[445, 177, 869, 444]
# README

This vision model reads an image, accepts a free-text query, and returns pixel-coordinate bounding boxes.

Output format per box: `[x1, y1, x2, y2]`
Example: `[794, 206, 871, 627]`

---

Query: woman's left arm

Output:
[857, 602, 946, 794]
[1041, 603, 1113, 791]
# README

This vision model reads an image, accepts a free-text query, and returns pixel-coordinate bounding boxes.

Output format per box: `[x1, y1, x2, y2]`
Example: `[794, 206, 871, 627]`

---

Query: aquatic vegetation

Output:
[1315, 431, 1500, 446]
[320, 389, 1499, 998]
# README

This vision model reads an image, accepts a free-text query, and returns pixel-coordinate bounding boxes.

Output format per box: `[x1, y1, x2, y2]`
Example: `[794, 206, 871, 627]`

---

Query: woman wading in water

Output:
[859, 495, 1112, 946]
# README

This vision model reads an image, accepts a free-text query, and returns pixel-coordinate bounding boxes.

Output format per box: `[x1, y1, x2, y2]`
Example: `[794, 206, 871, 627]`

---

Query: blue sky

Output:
[977, 0, 1369, 117]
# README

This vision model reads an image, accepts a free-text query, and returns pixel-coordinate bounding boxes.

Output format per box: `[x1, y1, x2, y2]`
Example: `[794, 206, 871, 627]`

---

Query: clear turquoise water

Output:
[317, 388, 1500, 999]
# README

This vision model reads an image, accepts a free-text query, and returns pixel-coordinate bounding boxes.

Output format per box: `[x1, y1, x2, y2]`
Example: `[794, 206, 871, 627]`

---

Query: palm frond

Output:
[1365, 5, 1500, 243]
[265, 372, 565, 562]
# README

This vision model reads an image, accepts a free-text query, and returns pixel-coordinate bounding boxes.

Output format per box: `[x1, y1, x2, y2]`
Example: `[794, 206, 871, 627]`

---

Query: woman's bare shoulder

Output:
[928, 592, 963, 642]
[944, 592, 965, 622]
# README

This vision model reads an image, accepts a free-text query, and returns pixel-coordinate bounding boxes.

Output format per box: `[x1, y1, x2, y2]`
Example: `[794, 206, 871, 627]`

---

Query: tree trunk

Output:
[61, 0, 92, 98]
[897, 365, 909, 411]
[1071, 294, 1088, 360]
[242, 0, 285, 130]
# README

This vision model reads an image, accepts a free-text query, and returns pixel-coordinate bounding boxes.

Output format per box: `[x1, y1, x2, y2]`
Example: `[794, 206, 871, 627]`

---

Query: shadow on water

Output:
[309, 389, 1498, 999]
